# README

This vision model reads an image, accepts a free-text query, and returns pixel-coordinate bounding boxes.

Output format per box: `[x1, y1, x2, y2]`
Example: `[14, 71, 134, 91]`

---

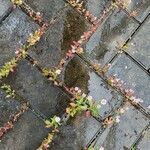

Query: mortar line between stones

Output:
[123, 13, 150, 46]
[124, 51, 150, 75]
[130, 123, 150, 149]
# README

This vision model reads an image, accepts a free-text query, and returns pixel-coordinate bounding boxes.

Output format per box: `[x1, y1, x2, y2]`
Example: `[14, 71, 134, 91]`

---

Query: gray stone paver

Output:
[0, 0, 12, 22]
[3, 60, 70, 119]
[0, 1, 149, 150]
[107, 53, 150, 112]
[82, 0, 112, 18]
[28, 5, 90, 69]
[0, 89, 21, 125]
[62, 55, 123, 118]
[0, 110, 49, 150]
[136, 126, 150, 150]
[0, 8, 38, 68]
[49, 113, 101, 150]
[123, 0, 150, 22]
[24, 0, 66, 21]
[82, 8, 139, 66]
[92, 103, 149, 150]
[126, 16, 150, 69]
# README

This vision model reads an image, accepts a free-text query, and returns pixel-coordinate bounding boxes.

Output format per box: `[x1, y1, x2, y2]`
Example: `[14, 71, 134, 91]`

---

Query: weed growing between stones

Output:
[1, 84, 15, 98]
[11, 0, 23, 6]
[67, 0, 99, 24]
[0, 102, 29, 139]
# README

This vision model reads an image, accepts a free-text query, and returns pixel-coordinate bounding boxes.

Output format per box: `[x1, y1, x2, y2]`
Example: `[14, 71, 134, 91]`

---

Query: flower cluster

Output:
[66, 87, 100, 117]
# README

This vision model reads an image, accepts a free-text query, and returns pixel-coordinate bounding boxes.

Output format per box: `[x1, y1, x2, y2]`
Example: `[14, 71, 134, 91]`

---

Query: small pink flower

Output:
[74, 87, 79, 91]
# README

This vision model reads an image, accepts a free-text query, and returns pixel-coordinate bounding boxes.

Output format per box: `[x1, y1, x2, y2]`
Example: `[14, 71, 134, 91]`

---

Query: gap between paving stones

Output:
[130, 123, 150, 149]
[116, 12, 150, 74]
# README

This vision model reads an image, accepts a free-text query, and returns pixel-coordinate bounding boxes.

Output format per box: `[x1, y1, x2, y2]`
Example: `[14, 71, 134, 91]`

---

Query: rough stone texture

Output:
[92, 104, 149, 150]
[137, 126, 150, 150]
[82, 8, 139, 66]
[62, 56, 123, 118]
[107, 53, 150, 111]
[29, 5, 90, 69]
[83, 0, 112, 18]
[0, 8, 38, 68]
[0, 0, 12, 22]
[126, 16, 150, 69]
[25, 0, 66, 21]
[123, 0, 150, 22]
[4, 60, 70, 118]
[0, 110, 49, 150]
[49, 113, 101, 150]
[0, 89, 21, 125]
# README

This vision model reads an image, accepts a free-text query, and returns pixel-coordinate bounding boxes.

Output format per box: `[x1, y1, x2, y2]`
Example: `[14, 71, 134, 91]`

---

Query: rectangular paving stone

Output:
[123, 0, 150, 22]
[126, 16, 150, 69]
[49, 113, 101, 150]
[0, 89, 21, 125]
[0, 8, 39, 68]
[75, 0, 112, 18]
[61, 56, 123, 118]
[0, 0, 12, 22]
[92, 104, 149, 150]
[107, 53, 150, 112]
[29, 5, 90, 69]
[4, 60, 70, 118]
[0, 110, 49, 150]
[82, 8, 139, 66]
[137, 126, 150, 150]
[25, 0, 66, 21]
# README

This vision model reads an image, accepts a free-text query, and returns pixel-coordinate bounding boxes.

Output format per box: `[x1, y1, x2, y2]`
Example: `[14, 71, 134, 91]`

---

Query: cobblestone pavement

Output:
[0, 0, 150, 150]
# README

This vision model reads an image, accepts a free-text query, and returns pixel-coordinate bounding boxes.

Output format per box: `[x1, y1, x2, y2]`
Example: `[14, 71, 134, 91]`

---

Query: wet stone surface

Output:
[29, 5, 90, 69]
[92, 104, 149, 150]
[123, 0, 150, 22]
[4, 60, 70, 118]
[0, 8, 38, 68]
[82, 8, 139, 66]
[25, 0, 66, 21]
[107, 53, 150, 111]
[0, 89, 21, 126]
[0, 0, 12, 22]
[61, 56, 123, 118]
[126, 16, 150, 69]
[49, 113, 101, 150]
[83, 0, 112, 18]
[137, 126, 150, 150]
[0, 110, 49, 150]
